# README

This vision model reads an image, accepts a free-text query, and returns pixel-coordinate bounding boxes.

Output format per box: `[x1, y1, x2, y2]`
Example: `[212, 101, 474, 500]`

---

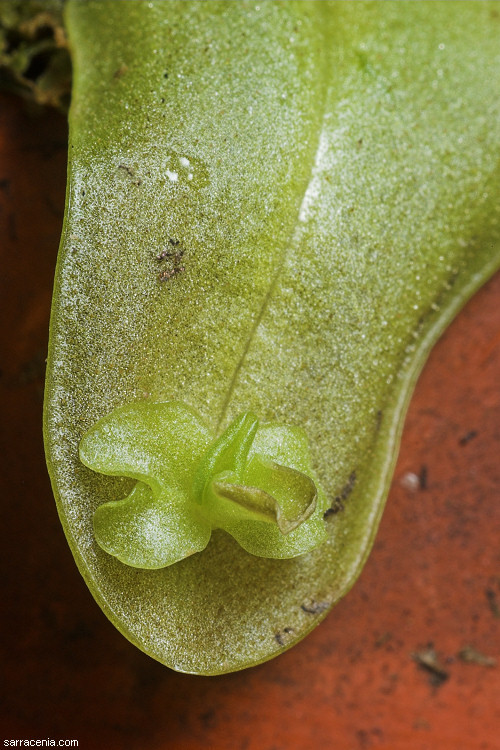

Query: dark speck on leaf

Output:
[118, 163, 142, 185]
[324, 471, 356, 518]
[301, 600, 329, 615]
[159, 266, 185, 282]
[113, 63, 128, 79]
[157, 242, 184, 262]
[157, 241, 186, 282]
[274, 626, 294, 647]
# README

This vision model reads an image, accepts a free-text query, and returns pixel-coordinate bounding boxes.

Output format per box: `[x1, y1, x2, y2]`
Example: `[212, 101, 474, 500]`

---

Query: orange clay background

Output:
[0, 93, 499, 750]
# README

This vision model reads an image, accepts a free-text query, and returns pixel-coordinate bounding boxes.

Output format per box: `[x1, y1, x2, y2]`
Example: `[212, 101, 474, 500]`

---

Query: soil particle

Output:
[400, 471, 420, 491]
[457, 645, 497, 667]
[459, 429, 478, 445]
[412, 644, 450, 687]
[485, 588, 500, 618]
[419, 464, 428, 490]
[374, 631, 392, 648]
[199, 707, 217, 729]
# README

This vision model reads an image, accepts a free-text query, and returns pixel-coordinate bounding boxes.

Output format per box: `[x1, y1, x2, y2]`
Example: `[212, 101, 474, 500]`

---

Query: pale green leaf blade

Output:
[44, 0, 500, 674]
[79, 401, 212, 490]
[94, 481, 211, 569]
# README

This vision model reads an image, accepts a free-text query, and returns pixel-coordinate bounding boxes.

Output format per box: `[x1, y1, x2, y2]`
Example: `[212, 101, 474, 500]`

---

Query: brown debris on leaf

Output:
[323, 470, 356, 519]
[157, 239, 185, 283]
[301, 600, 330, 616]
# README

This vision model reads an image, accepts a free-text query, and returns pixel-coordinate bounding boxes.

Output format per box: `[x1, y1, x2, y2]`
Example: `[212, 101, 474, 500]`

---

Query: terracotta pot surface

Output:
[1, 93, 499, 750]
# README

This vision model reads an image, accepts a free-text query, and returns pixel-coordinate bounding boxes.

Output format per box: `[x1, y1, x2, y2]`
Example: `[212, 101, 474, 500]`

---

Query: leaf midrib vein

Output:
[216, 108, 330, 432]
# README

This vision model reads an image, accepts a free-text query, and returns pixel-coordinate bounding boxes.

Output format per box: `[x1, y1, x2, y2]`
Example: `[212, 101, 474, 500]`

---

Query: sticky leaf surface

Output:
[44, 1, 500, 673]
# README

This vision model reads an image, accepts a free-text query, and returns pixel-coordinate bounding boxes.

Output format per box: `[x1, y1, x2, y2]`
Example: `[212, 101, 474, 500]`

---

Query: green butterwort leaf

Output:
[192, 411, 259, 504]
[81, 402, 326, 565]
[93, 481, 211, 570]
[214, 457, 317, 533]
[79, 401, 212, 490]
[213, 460, 325, 558]
[80, 401, 212, 568]
[44, 0, 500, 673]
